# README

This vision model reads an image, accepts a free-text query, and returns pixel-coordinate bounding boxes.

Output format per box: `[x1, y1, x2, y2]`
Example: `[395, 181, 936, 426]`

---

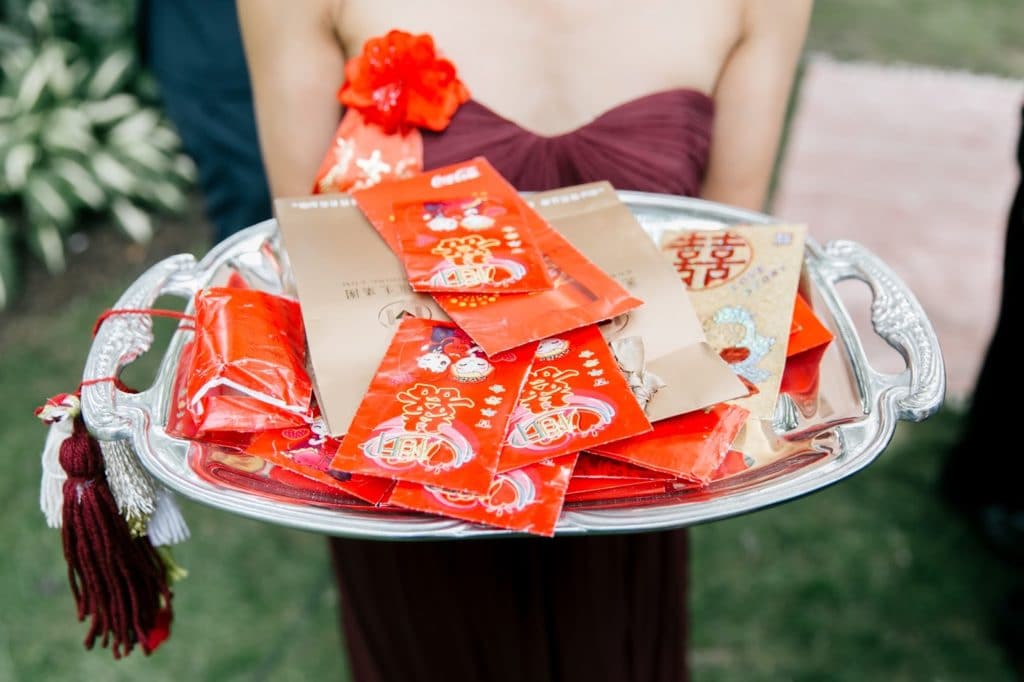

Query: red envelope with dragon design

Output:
[329, 317, 536, 494]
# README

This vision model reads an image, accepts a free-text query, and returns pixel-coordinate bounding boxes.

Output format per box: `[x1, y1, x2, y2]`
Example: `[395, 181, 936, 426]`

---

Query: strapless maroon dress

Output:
[329, 89, 714, 682]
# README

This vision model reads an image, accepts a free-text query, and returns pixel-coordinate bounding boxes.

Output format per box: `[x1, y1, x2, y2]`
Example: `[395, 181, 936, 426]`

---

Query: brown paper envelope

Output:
[275, 195, 446, 436]
[530, 183, 747, 418]
[642, 343, 748, 422]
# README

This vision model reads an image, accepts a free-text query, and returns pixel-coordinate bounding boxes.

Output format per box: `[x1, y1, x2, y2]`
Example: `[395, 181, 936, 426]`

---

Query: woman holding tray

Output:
[238, 2, 812, 680]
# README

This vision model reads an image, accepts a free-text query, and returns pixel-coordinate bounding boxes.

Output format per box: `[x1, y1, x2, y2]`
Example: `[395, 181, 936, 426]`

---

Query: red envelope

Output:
[392, 194, 553, 293]
[189, 445, 384, 511]
[565, 480, 676, 505]
[245, 424, 394, 505]
[565, 448, 754, 505]
[590, 403, 749, 482]
[572, 452, 675, 481]
[710, 449, 751, 480]
[387, 455, 578, 536]
[781, 292, 834, 399]
[330, 317, 536, 494]
[354, 158, 642, 355]
[566, 452, 673, 494]
[497, 325, 652, 472]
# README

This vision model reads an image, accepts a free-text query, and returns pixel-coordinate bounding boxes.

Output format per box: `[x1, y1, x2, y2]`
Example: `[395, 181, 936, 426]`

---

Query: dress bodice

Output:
[422, 89, 714, 196]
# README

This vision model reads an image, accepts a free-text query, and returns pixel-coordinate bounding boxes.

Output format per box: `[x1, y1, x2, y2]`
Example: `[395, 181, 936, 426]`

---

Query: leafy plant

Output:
[0, 0, 195, 309]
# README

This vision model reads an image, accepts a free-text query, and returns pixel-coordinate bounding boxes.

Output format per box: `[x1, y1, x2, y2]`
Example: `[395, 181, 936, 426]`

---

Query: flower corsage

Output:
[313, 30, 470, 193]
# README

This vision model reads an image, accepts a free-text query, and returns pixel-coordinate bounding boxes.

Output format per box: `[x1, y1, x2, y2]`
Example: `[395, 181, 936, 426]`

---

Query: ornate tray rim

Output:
[80, 191, 945, 539]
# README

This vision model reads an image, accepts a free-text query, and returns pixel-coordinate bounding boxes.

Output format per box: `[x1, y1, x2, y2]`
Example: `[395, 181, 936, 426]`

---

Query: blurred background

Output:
[0, 0, 1021, 679]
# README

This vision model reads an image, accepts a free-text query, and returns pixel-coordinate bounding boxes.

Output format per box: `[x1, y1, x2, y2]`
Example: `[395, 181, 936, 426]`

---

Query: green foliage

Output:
[0, 0, 195, 306]
[809, 0, 1024, 77]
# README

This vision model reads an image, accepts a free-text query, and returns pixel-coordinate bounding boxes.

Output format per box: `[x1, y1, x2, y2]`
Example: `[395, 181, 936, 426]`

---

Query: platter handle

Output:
[80, 254, 202, 441]
[810, 239, 945, 423]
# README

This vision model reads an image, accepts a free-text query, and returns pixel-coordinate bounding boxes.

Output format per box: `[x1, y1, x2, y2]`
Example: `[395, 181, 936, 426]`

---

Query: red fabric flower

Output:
[338, 30, 470, 134]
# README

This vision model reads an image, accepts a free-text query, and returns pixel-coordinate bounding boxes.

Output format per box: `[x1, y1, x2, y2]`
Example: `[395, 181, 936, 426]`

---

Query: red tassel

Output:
[59, 416, 173, 658]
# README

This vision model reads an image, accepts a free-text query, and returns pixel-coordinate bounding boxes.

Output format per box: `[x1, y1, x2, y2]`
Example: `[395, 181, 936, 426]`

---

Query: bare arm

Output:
[237, 0, 345, 197]
[701, 0, 812, 211]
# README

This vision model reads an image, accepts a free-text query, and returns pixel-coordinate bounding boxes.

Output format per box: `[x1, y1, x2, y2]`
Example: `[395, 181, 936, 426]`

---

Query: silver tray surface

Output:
[80, 192, 945, 539]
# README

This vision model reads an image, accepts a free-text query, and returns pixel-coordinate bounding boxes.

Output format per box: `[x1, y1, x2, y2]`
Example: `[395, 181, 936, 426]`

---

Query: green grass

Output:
[691, 410, 1016, 681]
[810, 0, 1024, 76]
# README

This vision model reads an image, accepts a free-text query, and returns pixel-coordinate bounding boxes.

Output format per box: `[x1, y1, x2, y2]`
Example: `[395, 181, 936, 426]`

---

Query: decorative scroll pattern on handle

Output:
[81, 254, 200, 441]
[823, 240, 945, 422]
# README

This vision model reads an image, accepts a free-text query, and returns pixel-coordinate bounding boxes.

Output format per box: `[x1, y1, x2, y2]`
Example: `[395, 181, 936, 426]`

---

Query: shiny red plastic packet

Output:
[167, 340, 249, 450]
[183, 288, 313, 439]
[590, 403, 749, 483]
[387, 455, 578, 536]
[329, 317, 536, 494]
[497, 325, 652, 472]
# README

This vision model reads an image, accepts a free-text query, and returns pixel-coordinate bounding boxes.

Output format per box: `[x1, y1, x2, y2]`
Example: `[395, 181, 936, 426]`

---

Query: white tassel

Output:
[39, 417, 72, 528]
[98, 438, 190, 545]
[100, 438, 157, 528]
[146, 486, 191, 547]
[35, 393, 191, 548]
[35, 393, 82, 529]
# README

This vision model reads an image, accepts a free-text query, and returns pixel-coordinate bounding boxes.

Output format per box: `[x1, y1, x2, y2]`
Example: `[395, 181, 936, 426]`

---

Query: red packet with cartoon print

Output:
[392, 194, 553, 293]
[329, 317, 536, 494]
[387, 455, 577, 536]
[497, 325, 652, 472]
[354, 159, 643, 355]
[245, 419, 394, 505]
[353, 157, 551, 293]
[590, 403, 749, 483]
[434, 219, 644, 355]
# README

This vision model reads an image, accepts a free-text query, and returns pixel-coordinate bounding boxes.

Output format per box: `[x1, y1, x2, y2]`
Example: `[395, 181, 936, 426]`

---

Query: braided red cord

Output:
[91, 308, 194, 337]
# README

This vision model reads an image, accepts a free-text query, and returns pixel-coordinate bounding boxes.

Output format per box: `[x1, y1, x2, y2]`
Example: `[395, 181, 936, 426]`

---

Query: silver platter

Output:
[80, 192, 945, 539]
